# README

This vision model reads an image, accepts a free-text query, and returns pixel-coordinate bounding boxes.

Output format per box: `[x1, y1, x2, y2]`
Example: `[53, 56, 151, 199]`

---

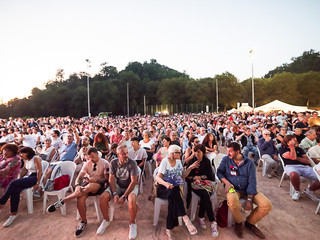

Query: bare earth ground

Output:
[0, 146, 319, 240]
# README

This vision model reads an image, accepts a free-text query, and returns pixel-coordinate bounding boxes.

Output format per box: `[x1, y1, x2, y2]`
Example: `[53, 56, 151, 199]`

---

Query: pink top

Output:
[80, 159, 109, 182]
[0, 155, 21, 189]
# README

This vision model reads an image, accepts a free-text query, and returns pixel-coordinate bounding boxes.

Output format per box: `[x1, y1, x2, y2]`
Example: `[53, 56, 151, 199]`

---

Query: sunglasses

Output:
[93, 163, 97, 171]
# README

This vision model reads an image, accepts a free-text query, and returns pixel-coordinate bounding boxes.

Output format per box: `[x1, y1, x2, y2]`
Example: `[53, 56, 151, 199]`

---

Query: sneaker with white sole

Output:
[303, 188, 320, 201]
[129, 223, 137, 239]
[3, 215, 18, 227]
[96, 219, 110, 235]
[198, 217, 206, 230]
[211, 221, 219, 237]
[46, 199, 64, 213]
[292, 190, 301, 201]
[75, 221, 87, 237]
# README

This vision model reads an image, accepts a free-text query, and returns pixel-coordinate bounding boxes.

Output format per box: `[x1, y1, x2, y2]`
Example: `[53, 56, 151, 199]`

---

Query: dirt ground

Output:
[0, 147, 319, 240]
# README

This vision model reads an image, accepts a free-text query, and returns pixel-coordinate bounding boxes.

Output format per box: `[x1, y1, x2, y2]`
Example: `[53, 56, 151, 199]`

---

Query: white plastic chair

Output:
[257, 147, 267, 177]
[22, 160, 49, 214]
[42, 161, 76, 215]
[313, 165, 320, 214]
[213, 153, 227, 186]
[138, 160, 146, 193]
[306, 152, 316, 167]
[189, 191, 218, 221]
[76, 195, 110, 221]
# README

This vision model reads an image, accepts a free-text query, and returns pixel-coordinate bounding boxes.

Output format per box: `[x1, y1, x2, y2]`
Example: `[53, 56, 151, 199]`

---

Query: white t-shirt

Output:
[308, 145, 320, 160]
[159, 157, 183, 176]
[139, 139, 154, 150]
[23, 135, 36, 149]
[128, 147, 148, 161]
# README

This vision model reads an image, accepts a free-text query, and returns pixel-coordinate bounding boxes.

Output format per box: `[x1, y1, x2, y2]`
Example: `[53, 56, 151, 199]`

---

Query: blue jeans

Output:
[0, 173, 37, 213]
[243, 146, 259, 163]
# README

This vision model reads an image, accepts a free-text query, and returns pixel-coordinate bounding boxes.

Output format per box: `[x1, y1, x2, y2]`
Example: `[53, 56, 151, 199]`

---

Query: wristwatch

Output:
[113, 192, 117, 196]
[247, 198, 253, 202]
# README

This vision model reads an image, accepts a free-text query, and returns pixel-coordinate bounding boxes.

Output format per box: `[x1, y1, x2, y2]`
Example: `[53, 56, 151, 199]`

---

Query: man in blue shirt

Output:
[217, 142, 272, 239]
[59, 130, 80, 161]
[257, 130, 280, 178]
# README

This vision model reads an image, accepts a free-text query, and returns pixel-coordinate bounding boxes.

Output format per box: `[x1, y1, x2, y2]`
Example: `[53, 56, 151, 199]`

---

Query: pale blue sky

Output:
[0, 0, 319, 103]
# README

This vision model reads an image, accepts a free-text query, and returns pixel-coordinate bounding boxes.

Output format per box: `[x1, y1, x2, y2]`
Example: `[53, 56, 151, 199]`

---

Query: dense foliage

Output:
[1, 50, 320, 118]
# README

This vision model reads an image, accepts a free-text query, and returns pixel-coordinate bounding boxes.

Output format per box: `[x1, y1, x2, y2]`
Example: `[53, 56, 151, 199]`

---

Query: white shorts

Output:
[284, 165, 318, 181]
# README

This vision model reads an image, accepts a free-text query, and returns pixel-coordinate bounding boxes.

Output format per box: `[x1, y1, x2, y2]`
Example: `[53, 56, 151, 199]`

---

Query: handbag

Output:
[214, 200, 228, 228]
[191, 179, 215, 193]
[149, 181, 159, 203]
[53, 174, 70, 190]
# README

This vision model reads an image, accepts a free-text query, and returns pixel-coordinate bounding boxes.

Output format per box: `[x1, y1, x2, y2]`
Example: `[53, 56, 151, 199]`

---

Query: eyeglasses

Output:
[174, 152, 181, 154]
[195, 141, 200, 143]
[93, 163, 97, 171]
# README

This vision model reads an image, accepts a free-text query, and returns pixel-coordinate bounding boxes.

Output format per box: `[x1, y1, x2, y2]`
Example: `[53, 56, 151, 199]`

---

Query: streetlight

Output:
[249, 49, 254, 110]
[85, 59, 91, 117]
[216, 78, 219, 113]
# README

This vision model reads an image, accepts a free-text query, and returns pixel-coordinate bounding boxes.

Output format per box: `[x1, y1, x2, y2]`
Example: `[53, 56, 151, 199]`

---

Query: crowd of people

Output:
[0, 110, 319, 239]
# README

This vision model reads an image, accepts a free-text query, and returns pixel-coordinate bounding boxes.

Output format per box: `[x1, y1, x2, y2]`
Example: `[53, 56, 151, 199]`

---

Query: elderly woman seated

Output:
[155, 145, 199, 240]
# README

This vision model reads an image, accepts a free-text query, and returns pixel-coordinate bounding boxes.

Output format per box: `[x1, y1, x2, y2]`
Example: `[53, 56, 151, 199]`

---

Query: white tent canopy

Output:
[255, 100, 310, 112]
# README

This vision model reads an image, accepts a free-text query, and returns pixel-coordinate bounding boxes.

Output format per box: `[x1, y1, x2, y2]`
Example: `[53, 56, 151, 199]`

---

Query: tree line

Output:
[1, 50, 319, 118]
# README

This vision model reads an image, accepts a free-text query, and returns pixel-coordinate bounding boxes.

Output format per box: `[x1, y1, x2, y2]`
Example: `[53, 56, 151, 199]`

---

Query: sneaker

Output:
[266, 173, 272, 179]
[303, 188, 320, 201]
[166, 229, 174, 240]
[3, 215, 18, 227]
[198, 217, 206, 230]
[96, 219, 110, 235]
[46, 199, 64, 213]
[129, 223, 137, 240]
[75, 221, 87, 237]
[292, 190, 301, 201]
[211, 221, 219, 237]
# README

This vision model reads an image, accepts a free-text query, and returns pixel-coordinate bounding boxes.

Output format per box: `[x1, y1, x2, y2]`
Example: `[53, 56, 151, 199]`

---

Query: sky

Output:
[0, 0, 319, 103]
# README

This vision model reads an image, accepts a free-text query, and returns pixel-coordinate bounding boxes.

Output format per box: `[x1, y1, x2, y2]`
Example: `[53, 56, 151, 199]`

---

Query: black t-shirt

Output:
[279, 146, 308, 166]
[295, 121, 309, 134]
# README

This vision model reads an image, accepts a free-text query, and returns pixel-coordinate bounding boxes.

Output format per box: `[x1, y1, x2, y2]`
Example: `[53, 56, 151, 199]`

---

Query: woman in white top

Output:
[155, 145, 199, 239]
[37, 137, 58, 162]
[139, 130, 155, 161]
[0, 147, 42, 227]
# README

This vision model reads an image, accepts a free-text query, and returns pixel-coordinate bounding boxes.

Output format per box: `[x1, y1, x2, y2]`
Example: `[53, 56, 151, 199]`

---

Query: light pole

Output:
[127, 82, 129, 117]
[85, 59, 91, 117]
[249, 49, 254, 110]
[216, 78, 219, 113]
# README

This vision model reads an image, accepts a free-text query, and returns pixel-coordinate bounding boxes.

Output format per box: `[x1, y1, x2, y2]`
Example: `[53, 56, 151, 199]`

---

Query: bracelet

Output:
[121, 195, 126, 199]
[113, 192, 117, 196]
[75, 183, 80, 187]
[247, 198, 253, 202]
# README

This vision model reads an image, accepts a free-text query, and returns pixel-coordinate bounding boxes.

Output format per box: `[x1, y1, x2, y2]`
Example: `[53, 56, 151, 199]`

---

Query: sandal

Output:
[185, 218, 198, 235]
[166, 229, 174, 240]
